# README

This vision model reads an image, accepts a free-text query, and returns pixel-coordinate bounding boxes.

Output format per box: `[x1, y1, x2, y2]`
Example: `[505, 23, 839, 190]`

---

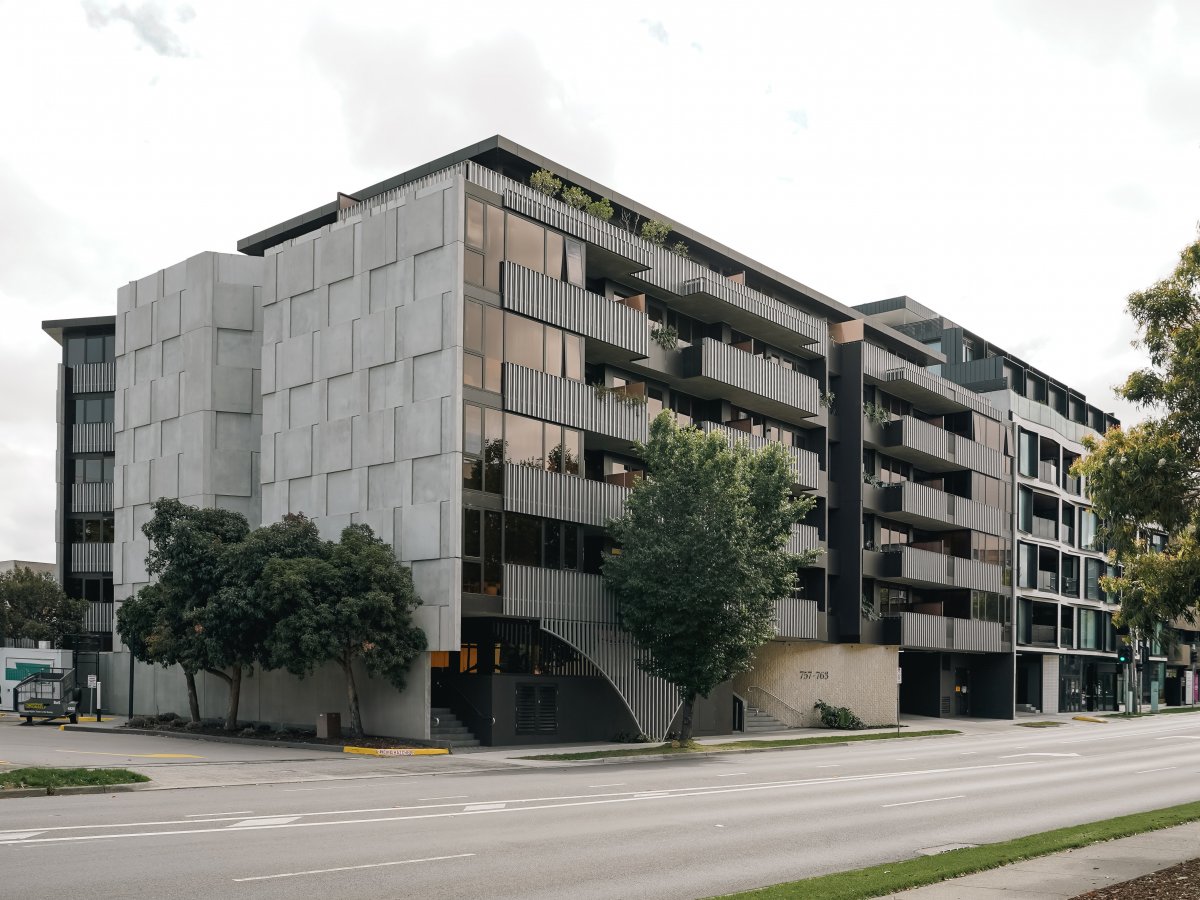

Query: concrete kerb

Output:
[505, 741, 856, 767]
[1, 783, 150, 801]
[61, 723, 452, 755]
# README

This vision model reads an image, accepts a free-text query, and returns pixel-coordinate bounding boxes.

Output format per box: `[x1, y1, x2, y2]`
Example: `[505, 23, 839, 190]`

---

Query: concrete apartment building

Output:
[40, 137, 1140, 743]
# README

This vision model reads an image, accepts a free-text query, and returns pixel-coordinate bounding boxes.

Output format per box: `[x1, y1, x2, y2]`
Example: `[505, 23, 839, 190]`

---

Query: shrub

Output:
[641, 219, 670, 245]
[814, 699, 866, 730]
[669, 240, 689, 258]
[529, 168, 561, 197]
[561, 185, 590, 209]
[651, 325, 679, 351]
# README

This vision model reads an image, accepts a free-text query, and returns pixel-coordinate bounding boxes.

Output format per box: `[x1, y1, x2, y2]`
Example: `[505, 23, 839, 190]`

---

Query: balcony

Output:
[875, 481, 1007, 537]
[70, 542, 112, 574]
[504, 364, 647, 445]
[83, 601, 114, 634]
[1037, 570, 1058, 592]
[504, 463, 630, 528]
[1062, 576, 1079, 597]
[502, 262, 648, 359]
[1062, 474, 1082, 496]
[881, 416, 1004, 479]
[682, 339, 821, 424]
[1031, 517, 1057, 540]
[885, 612, 1009, 654]
[788, 524, 822, 557]
[879, 545, 1005, 593]
[71, 362, 115, 394]
[72, 423, 114, 454]
[773, 598, 823, 640]
[70, 482, 114, 514]
[862, 344, 998, 418]
[1027, 623, 1058, 646]
[1038, 461, 1059, 486]
[699, 421, 820, 491]
[672, 273, 824, 353]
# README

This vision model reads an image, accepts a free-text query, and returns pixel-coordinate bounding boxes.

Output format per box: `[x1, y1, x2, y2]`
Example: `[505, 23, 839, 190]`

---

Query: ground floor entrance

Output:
[897, 651, 1013, 719]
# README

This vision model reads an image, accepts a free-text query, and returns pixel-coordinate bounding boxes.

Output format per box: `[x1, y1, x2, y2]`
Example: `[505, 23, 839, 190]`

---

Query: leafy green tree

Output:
[0, 566, 86, 645]
[119, 498, 251, 727]
[529, 168, 562, 197]
[263, 524, 427, 738]
[640, 219, 670, 246]
[603, 412, 819, 742]
[560, 185, 590, 210]
[585, 196, 614, 221]
[1075, 229, 1200, 628]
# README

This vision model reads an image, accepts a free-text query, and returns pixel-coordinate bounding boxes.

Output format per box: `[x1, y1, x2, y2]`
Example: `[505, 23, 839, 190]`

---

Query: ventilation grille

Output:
[515, 684, 558, 734]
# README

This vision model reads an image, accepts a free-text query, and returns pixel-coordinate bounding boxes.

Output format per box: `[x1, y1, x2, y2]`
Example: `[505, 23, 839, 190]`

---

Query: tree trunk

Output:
[342, 653, 364, 738]
[677, 692, 697, 744]
[224, 666, 242, 731]
[183, 669, 200, 724]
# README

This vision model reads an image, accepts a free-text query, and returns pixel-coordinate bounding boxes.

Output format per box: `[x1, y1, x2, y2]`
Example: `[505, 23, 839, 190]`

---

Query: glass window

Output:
[543, 520, 562, 570]
[466, 198, 485, 250]
[506, 214, 545, 274]
[484, 306, 503, 392]
[1018, 429, 1037, 478]
[464, 301, 483, 352]
[563, 524, 579, 569]
[86, 335, 105, 364]
[103, 397, 114, 422]
[484, 510, 503, 592]
[564, 333, 583, 381]
[545, 231, 564, 280]
[465, 250, 484, 286]
[464, 508, 481, 557]
[484, 407, 504, 494]
[462, 561, 482, 594]
[485, 205, 504, 292]
[565, 239, 583, 286]
[544, 326, 563, 378]
[85, 459, 102, 482]
[66, 337, 86, 366]
[464, 354, 483, 389]
[104, 334, 115, 362]
[561, 428, 581, 475]
[464, 403, 482, 455]
[505, 413, 544, 469]
[505, 315, 544, 371]
[504, 513, 542, 567]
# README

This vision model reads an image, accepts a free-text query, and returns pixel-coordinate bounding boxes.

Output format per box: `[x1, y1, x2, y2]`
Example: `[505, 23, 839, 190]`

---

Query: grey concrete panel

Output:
[133, 345, 159, 384]
[126, 304, 153, 352]
[152, 374, 180, 421]
[262, 252, 278, 305]
[278, 426, 313, 480]
[289, 289, 323, 337]
[179, 288, 212, 334]
[278, 333, 314, 389]
[326, 468, 361, 516]
[161, 335, 182, 376]
[315, 417, 352, 474]
[328, 274, 363, 325]
[396, 397, 441, 460]
[112, 463, 124, 509]
[440, 394, 458, 455]
[213, 282, 256, 331]
[412, 348, 455, 402]
[125, 460, 151, 506]
[135, 269, 162, 307]
[287, 476, 317, 516]
[123, 541, 149, 585]
[352, 408, 396, 469]
[151, 454, 179, 500]
[318, 223, 355, 286]
[159, 416, 181, 457]
[260, 433, 275, 484]
[355, 507, 393, 544]
[353, 309, 394, 371]
[278, 240, 314, 298]
[327, 371, 363, 421]
[440, 499, 457, 559]
[361, 207, 397, 272]
[114, 506, 133, 544]
[414, 244, 458, 300]
[117, 282, 135, 315]
[212, 449, 252, 497]
[263, 303, 283, 343]
[289, 383, 320, 429]
[316, 512, 352, 542]
[412, 557, 456, 611]
[399, 293, 443, 358]
[443, 183, 462, 247]
[412, 454, 454, 505]
[133, 423, 160, 462]
[368, 363, 397, 412]
[212, 366, 254, 414]
[261, 341, 276, 394]
[163, 260, 187, 296]
[367, 460, 405, 510]
[126, 380, 152, 429]
[320, 320, 354, 379]
[215, 411, 256, 451]
[260, 480, 287, 525]
[399, 189, 444, 258]
[156, 292, 181, 341]
[261, 390, 286, 437]
[216, 252, 262, 287]
[401, 500, 441, 560]
[216, 328, 258, 369]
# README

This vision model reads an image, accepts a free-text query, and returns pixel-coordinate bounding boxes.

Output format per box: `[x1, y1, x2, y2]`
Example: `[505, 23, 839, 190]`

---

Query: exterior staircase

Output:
[1015, 703, 1041, 714]
[743, 706, 789, 733]
[430, 706, 481, 748]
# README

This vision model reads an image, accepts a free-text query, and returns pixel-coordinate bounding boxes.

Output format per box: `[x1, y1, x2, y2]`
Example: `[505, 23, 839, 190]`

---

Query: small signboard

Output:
[897, 667, 903, 684]
[87, 674, 97, 689]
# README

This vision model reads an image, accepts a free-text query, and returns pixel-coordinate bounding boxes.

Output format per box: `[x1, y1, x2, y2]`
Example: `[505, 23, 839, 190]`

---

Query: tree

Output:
[529, 168, 562, 198]
[263, 524, 427, 738]
[603, 412, 819, 742]
[118, 498, 251, 727]
[0, 566, 86, 645]
[640, 219, 670, 246]
[1075, 228, 1200, 629]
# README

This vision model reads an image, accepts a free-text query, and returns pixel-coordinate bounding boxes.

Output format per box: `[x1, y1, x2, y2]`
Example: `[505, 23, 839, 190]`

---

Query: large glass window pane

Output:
[103, 458, 114, 482]
[561, 428, 582, 476]
[565, 239, 583, 286]
[462, 561, 482, 593]
[463, 507, 481, 557]
[465, 249, 484, 286]
[543, 520, 562, 570]
[464, 300, 483, 352]
[505, 413, 544, 468]
[104, 335, 115, 362]
[102, 518, 114, 543]
[68, 520, 85, 542]
[564, 333, 583, 381]
[103, 398, 114, 422]
[506, 214, 545, 274]
[86, 336, 105, 364]
[544, 326, 563, 378]
[545, 231, 564, 281]
[86, 399, 102, 423]
[563, 524, 579, 569]
[464, 354, 483, 388]
[66, 337, 86, 366]
[504, 513, 542, 567]
[84, 519, 101, 542]
[466, 197, 485, 250]
[505, 315, 544, 371]
[464, 403, 482, 455]
[85, 459, 102, 482]
[484, 510, 503, 593]
[484, 306, 503, 392]
[484, 408, 504, 493]
[485, 205, 504, 292]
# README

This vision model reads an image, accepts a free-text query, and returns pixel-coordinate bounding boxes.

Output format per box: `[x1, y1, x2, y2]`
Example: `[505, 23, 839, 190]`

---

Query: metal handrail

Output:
[744, 685, 804, 726]
[433, 677, 496, 727]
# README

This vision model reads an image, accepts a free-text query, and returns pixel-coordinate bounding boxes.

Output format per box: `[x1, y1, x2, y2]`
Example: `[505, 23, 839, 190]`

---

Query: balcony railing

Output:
[1037, 570, 1058, 592]
[878, 481, 1007, 537]
[70, 482, 114, 513]
[502, 262, 649, 358]
[676, 274, 824, 349]
[788, 524, 821, 556]
[885, 612, 1009, 653]
[683, 338, 820, 423]
[699, 422, 820, 491]
[70, 542, 112, 574]
[882, 416, 1004, 479]
[83, 601, 114, 634]
[72, 423, 114, 454]
[1037, 460, 1059, 485]
[504, 463, 630, 528]
[1062, 474, 1082, 496]
[773, 598, 822, 640]
[862, 344, 999, 418]
[1032, 517, 1057, 540]
[1028, 623, 1057, 645]
[504, 364, 647, 444]
[71, 362, 115, 394]
[880, 545, 1004, 593]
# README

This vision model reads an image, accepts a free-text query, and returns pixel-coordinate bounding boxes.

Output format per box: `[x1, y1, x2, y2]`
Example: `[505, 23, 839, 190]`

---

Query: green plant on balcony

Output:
[819, 390, 836, 411]
[592, 383, 648, 407]
[561, 186, 615, 221]
[860, 592, 881, 622]
[669, 240, 689, 258]
[863, 401, 891, 425]
[650, 324, 679, 351]
[862, 469, 885, 488]
[640, 219, 670, 246]
[529, 168, 562, 198]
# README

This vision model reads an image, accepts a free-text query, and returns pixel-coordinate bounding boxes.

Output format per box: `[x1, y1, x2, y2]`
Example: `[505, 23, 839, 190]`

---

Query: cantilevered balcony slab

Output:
[683, 339, 821, 425]
[882, 415, 1004, 479]
[700, 422, 821, 491]
[676, 273, 824, 350]
[862, 344, 999, 418]
[773, 598, 824, 640]
[502, 262, 649, 360]
[505, 364, 647, 445]
[504, 463, 630, 528]
[874, 481, 1007, 537]
[884, 611, 1009, 654]
[879, 545, 1004, 593]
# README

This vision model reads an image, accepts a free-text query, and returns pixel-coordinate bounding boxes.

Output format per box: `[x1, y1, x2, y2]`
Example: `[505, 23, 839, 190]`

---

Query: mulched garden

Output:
[1074, 858, 1200, 899]
[121, 712, 423, 749]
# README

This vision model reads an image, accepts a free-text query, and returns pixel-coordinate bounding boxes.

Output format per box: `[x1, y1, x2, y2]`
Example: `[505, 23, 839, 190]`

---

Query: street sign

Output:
[897, 667, 903, 684]
[87, 674, 97, 689]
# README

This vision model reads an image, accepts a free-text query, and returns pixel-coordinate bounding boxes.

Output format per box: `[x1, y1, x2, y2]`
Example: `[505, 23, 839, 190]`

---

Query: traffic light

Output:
[1117, 640, 1132, 665]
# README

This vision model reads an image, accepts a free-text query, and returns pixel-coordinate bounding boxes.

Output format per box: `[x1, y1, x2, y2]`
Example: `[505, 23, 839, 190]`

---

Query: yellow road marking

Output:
[343, 746, 449, 757]
[54, 749, 203, 759]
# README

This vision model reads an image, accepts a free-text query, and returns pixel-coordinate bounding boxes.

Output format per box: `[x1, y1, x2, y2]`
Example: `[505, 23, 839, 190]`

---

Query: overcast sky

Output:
[2, 1, 1198, 562]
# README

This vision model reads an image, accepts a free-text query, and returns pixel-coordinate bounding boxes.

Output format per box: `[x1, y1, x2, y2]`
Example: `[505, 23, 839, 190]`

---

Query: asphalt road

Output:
[2, 715, 1199, 899]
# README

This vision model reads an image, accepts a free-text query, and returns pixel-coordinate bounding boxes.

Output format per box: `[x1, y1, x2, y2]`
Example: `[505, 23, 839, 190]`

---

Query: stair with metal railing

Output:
[743, 707, 789, 733]
[430, 707, 481, 748]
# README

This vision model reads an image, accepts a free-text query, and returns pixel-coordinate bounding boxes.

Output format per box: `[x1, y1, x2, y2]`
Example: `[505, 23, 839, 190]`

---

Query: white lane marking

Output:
[0, 832, 44, 841]
[715, 773, 747, 778]
[185, 811, 252, 818]
[999, 752, 1080, 758]
[229, 816, 301, 828]
[882, 795, 965, 808]
[234, 853, 474, 882]
[587, 783, 624, 788]
[1155, 735, 1200, 740]
[0, 761, 1038, 847]
[815, 765, 840, 768]
[895, 757, 916, 761]
[415, 795, 468, 801]
[1135, 766, 1177, 774]
[960, 752, 977, 755]
[463, 803, 505, 812]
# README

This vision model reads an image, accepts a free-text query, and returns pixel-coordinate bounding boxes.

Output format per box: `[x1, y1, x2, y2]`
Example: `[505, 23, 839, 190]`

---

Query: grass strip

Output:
[715, 800, 1200, 900]
[1104, 706, 1200, 718]
[520, 730, 959, 761]
[1014, 721, 1064, 728]
[0, 767, 150, 790]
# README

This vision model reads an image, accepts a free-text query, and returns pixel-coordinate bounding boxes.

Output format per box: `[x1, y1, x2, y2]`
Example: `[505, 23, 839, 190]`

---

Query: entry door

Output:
[954, 668, 970, 716]
[1061, 676, 1082, 712]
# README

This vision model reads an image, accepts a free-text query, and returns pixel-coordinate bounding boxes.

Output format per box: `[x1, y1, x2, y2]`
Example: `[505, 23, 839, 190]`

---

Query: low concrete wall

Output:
[733, 642, 899, 727]
[99, 651, 430, 738]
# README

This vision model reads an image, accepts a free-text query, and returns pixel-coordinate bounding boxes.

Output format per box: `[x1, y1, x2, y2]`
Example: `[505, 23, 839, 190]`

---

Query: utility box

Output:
[316, 712, 341, 740]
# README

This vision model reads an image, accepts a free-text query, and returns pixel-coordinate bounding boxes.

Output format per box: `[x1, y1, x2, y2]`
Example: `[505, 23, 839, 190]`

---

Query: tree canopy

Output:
[603, 412, 819, 742]
[0, 566, 86, 645]
[1075, 229, 1200, 629]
